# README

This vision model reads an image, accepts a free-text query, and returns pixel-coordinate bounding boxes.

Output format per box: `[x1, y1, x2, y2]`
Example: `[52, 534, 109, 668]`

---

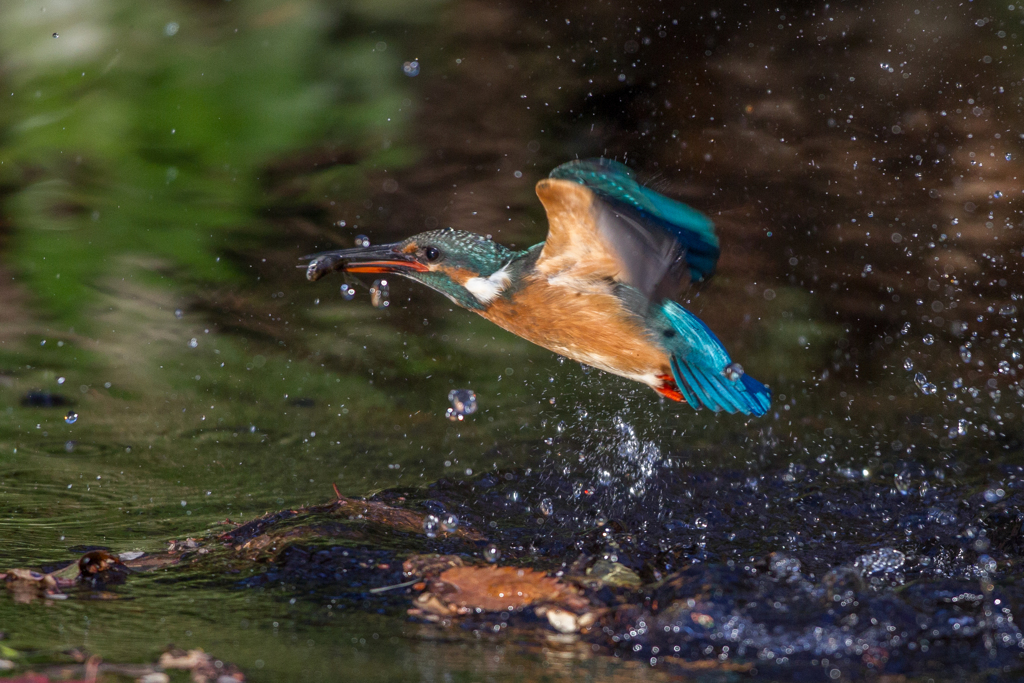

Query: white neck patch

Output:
[464, 265, 511, 304]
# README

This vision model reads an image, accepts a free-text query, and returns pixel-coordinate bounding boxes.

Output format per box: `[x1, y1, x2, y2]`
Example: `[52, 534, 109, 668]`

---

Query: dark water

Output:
[0, 0, 1021, 680]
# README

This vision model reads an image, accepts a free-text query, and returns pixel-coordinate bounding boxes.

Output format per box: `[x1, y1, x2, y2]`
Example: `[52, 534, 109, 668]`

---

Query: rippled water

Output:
[0, 0, 1021, 680]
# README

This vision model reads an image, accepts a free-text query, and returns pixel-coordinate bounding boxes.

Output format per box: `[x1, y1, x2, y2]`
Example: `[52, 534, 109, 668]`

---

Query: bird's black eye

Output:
[424, 246, 440, 261]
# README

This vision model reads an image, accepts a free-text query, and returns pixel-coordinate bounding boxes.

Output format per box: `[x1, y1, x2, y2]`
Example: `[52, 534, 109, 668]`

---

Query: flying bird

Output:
[302, 159, 770, 416]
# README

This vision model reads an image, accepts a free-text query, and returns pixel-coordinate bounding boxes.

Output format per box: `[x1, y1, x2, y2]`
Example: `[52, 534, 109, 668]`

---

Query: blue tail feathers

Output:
[660, 301, 771, 416]
[549, 159, 720, 282]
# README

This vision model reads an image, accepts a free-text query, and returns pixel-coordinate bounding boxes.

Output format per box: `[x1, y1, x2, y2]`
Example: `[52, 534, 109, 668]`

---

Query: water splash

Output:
[422, 514, 440, 538]
[723, 362, 744, 381]
[448, 389, 477, 417]
[914, 372, 936, 395]
[960, 345, 972, 363]
[369, 279, 389, 309]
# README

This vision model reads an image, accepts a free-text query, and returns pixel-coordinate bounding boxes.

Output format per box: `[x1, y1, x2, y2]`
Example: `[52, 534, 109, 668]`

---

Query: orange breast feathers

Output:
[478, 273, 670, 382]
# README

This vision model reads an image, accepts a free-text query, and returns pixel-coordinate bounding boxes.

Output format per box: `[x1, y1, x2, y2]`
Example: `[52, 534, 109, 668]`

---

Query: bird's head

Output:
[303, 228, 515, 310]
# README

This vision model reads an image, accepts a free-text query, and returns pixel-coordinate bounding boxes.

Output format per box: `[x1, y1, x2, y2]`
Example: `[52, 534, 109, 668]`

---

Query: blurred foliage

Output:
[0, 0, 433, 328]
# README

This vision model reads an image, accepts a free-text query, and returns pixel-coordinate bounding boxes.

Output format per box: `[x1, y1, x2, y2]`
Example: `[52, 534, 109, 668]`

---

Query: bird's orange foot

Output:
[655, 375, 684, 402]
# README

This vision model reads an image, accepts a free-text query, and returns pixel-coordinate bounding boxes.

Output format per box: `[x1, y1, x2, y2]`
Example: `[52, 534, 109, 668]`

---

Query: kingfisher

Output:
[302, 159, 770, 416]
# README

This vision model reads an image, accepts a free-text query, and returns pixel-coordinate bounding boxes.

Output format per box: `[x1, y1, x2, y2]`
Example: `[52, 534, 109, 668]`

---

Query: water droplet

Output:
[854, 548, 905, 575]
[921, 383, 937, 395]
[903, 358, 914, 371]
[334, 220, 347, 228]
[694, 516, 708, 529]
[1007, 153, 1014, 161]
[339, 284, 356, 301]
[914, 372, 927, 389]
[901, 322, 911, 335]
[354, 234, 370, 248]
[983, 487, 1005, 503]
[1012, 349, 1021, 361]
[369, 279, 389, 309]
[539, 498, 554, 516]
[444, 407, 464, 422]
[64, 411, 78, 425]
[998, 360, 1011, 374]
[483, 546, 501, 563]
[958, 418, 968, 436]
[174, 309, 183, 319]
[52, 32, 59, 38]
[922, 334, 935, 346]
[959, 345, 972, 363]
[993, 191, 1003, 199]
[189, 338, 198, 348]
[953, 377, 963, 388]
[422, 514, 440, 538]
[57, 377, 65, 385]
[165, 22, 179, 36]
[723, 362, 744, 381]
[945, 392, 956, 402]
[441, 514, 459, 531]
[403, 60, 420, 77]
[447, 389, 477, 417]
[894, 472, 911, 495]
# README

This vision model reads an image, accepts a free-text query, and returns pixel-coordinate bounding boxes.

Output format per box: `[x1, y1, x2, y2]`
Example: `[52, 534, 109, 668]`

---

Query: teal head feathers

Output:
[306, 227, 515, 310]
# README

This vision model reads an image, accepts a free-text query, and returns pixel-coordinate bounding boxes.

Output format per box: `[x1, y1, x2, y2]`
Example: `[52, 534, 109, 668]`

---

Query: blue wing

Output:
[659, 301, 771, 416]
[549, 159, 720, 286]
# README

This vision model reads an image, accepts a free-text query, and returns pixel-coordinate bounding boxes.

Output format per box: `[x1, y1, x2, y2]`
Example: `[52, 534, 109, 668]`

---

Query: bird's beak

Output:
[301, 243, 429, 282]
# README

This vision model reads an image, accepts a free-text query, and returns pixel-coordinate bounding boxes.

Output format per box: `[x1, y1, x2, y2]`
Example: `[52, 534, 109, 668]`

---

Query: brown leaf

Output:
[429, 565, 590, 612]
[79, 551, 123, 575]
[3, 569, 65, 603]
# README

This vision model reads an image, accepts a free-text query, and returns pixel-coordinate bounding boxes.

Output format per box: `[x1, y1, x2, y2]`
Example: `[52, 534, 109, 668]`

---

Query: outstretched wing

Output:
[535, 159, 720, 301]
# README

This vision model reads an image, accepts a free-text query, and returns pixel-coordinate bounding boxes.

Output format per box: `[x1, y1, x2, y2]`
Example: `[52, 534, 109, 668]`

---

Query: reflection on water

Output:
[0, 0, 1021, 679]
